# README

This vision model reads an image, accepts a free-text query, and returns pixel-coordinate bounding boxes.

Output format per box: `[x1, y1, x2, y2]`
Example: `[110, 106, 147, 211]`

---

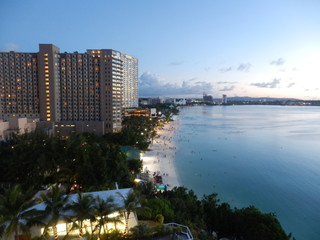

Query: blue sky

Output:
[1, 0, 320, 99]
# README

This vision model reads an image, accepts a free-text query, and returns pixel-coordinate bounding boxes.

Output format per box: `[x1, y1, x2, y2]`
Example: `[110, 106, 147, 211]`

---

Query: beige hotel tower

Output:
[0, 44, 138, 135]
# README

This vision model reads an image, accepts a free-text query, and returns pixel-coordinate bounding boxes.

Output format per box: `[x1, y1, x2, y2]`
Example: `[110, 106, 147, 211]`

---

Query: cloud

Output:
[168, 61, 184, 66]
[139, 72, 213, 97]
[219, 86, 235, 91]
[1, 43, 19, 51]
[187, 78, 198, 82]
[292, 67, 298, 71]
[287, 82, 295, 88]
[237, 63, 251, 72]
[216, 81, 238, 84]
[270, 58, 285, 66]
[219, 67, 232, 72]
[251, 78, 281, 88]
[219, 63, 252, 72]
[305, 88, 319, 92]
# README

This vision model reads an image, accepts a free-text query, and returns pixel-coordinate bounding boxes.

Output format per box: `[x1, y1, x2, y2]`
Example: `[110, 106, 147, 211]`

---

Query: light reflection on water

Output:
[174, 105, 320, 240]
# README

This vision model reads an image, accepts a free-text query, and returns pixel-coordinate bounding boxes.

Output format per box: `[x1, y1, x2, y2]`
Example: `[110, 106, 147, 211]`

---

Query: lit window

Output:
[44, 54, 48, 56]
[46, 90, 50, 93]
[45, 82, 49, 85]
[46, 106, 50, 109]
[45, 70, 49, 73]
[44, 66, 49, 69]
[47, 118, 51, 121]
[44, 58, 48, 61]
[47, 114, 51, 117]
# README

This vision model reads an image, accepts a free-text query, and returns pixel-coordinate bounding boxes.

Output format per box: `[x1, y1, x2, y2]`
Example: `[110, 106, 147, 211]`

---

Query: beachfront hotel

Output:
[0, 44, 138, 136]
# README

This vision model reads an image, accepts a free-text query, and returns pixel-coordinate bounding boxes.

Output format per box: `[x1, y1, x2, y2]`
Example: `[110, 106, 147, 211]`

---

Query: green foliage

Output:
[231, 206, 289, 240]
[162, 187, 202, 225]
[0, 131, 135, 192]
[129, 222, 151, 239]
[100, 229, 124, 240]
[114, 116, 157, 150]
[64, 193, 95, 237]
[92, 196, 118, 238]
[146, 198, 174, 222]
[157, 187, 289, 240]
[154, 214, 164, 224]
[127, 158, 143, 174]
[0, 185, 35, 240]
[150, 223, 171, 237]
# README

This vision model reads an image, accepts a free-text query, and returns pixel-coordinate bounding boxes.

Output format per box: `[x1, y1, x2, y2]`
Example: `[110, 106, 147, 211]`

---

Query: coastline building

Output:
[122, 53, 138, 108]
[0, 118, 37, 139]
[0, 44, 138, 135]
[203, 93, 213, 103]
[222, 94, 227, 104]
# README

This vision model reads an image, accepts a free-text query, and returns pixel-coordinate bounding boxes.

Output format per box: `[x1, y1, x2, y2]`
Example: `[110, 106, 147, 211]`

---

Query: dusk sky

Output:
[1, 0, 320, 99]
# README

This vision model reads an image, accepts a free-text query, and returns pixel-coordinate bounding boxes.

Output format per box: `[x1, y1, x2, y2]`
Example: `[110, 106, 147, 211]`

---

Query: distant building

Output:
[222, 94, 227, 104]
[139, 97, 164, 106]
[0, 118, 38, 139]
[0, 44, 138, 135]
[122, 54, 138, 108]
[123, 108, 150, 118]
[175, 98, 186, 105]
[203, 93, 213, 103]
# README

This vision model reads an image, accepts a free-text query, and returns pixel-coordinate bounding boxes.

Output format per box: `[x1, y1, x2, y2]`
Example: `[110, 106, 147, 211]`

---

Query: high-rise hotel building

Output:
[0, 44, 138, 134]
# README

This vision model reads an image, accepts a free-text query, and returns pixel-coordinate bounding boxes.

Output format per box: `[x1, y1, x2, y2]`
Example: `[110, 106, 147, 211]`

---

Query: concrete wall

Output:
[0, 118, 37, 139]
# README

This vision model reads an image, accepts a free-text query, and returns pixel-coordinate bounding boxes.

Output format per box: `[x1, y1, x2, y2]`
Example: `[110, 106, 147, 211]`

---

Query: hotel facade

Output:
[0, 44, 138, 135]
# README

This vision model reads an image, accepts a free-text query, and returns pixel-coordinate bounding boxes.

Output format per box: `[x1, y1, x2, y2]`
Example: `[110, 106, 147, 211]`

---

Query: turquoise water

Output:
[174, 105, 320, 240]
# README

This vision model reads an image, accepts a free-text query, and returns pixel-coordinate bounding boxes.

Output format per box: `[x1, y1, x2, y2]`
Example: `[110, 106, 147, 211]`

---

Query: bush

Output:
[155, 214, 164, 224]
[129, 222, 151, 239]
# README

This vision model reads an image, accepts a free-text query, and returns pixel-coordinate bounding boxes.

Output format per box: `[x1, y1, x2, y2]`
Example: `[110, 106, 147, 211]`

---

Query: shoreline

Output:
[140, 118, 181, 190]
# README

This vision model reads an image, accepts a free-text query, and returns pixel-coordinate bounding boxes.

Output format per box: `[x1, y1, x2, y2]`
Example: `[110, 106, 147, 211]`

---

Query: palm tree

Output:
[65, 193, 95, 238]
[117, 191, 140, 235]
[0, 185, 35, 240]
[93, 196, 117, 239]
[38, 185, 69, 240]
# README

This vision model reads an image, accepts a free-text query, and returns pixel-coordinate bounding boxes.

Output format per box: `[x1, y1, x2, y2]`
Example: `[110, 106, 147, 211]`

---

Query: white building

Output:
[5, 188, 138, 240]
[0, 118, 38, 139]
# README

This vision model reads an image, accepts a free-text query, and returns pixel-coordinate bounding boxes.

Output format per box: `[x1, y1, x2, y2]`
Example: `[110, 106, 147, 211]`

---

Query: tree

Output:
[37, 185, 69, 240]
[201, 193, 220, 233]
[93, 196, 118, 239]
[65, 193, 95, 238]
[162, 187, 201, 225]
[0, 185, 35, 240]
[146, 198, 174, 222]
[118, 191, 140, 235]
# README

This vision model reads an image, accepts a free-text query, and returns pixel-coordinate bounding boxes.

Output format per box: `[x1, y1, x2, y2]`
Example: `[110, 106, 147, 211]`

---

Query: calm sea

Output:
[173, 105, 320, 240]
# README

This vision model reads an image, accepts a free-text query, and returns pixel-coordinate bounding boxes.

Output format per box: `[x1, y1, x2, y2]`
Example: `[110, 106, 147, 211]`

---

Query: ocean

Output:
[173, 105, 320, 240]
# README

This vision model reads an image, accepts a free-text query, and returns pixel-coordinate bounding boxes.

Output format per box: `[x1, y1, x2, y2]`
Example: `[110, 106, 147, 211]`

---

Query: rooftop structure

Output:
[5, 188, 138, 240]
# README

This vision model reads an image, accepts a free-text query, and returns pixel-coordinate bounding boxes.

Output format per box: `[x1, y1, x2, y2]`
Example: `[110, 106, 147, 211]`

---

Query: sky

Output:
[1, 0, 320, 99]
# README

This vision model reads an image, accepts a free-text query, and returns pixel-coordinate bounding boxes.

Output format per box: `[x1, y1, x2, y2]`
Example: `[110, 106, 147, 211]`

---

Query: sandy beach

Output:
[140, 118, 181, 190]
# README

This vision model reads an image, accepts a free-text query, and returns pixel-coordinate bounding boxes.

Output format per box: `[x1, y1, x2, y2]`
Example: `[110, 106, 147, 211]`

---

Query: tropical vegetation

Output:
[0, 105, 294, 240]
